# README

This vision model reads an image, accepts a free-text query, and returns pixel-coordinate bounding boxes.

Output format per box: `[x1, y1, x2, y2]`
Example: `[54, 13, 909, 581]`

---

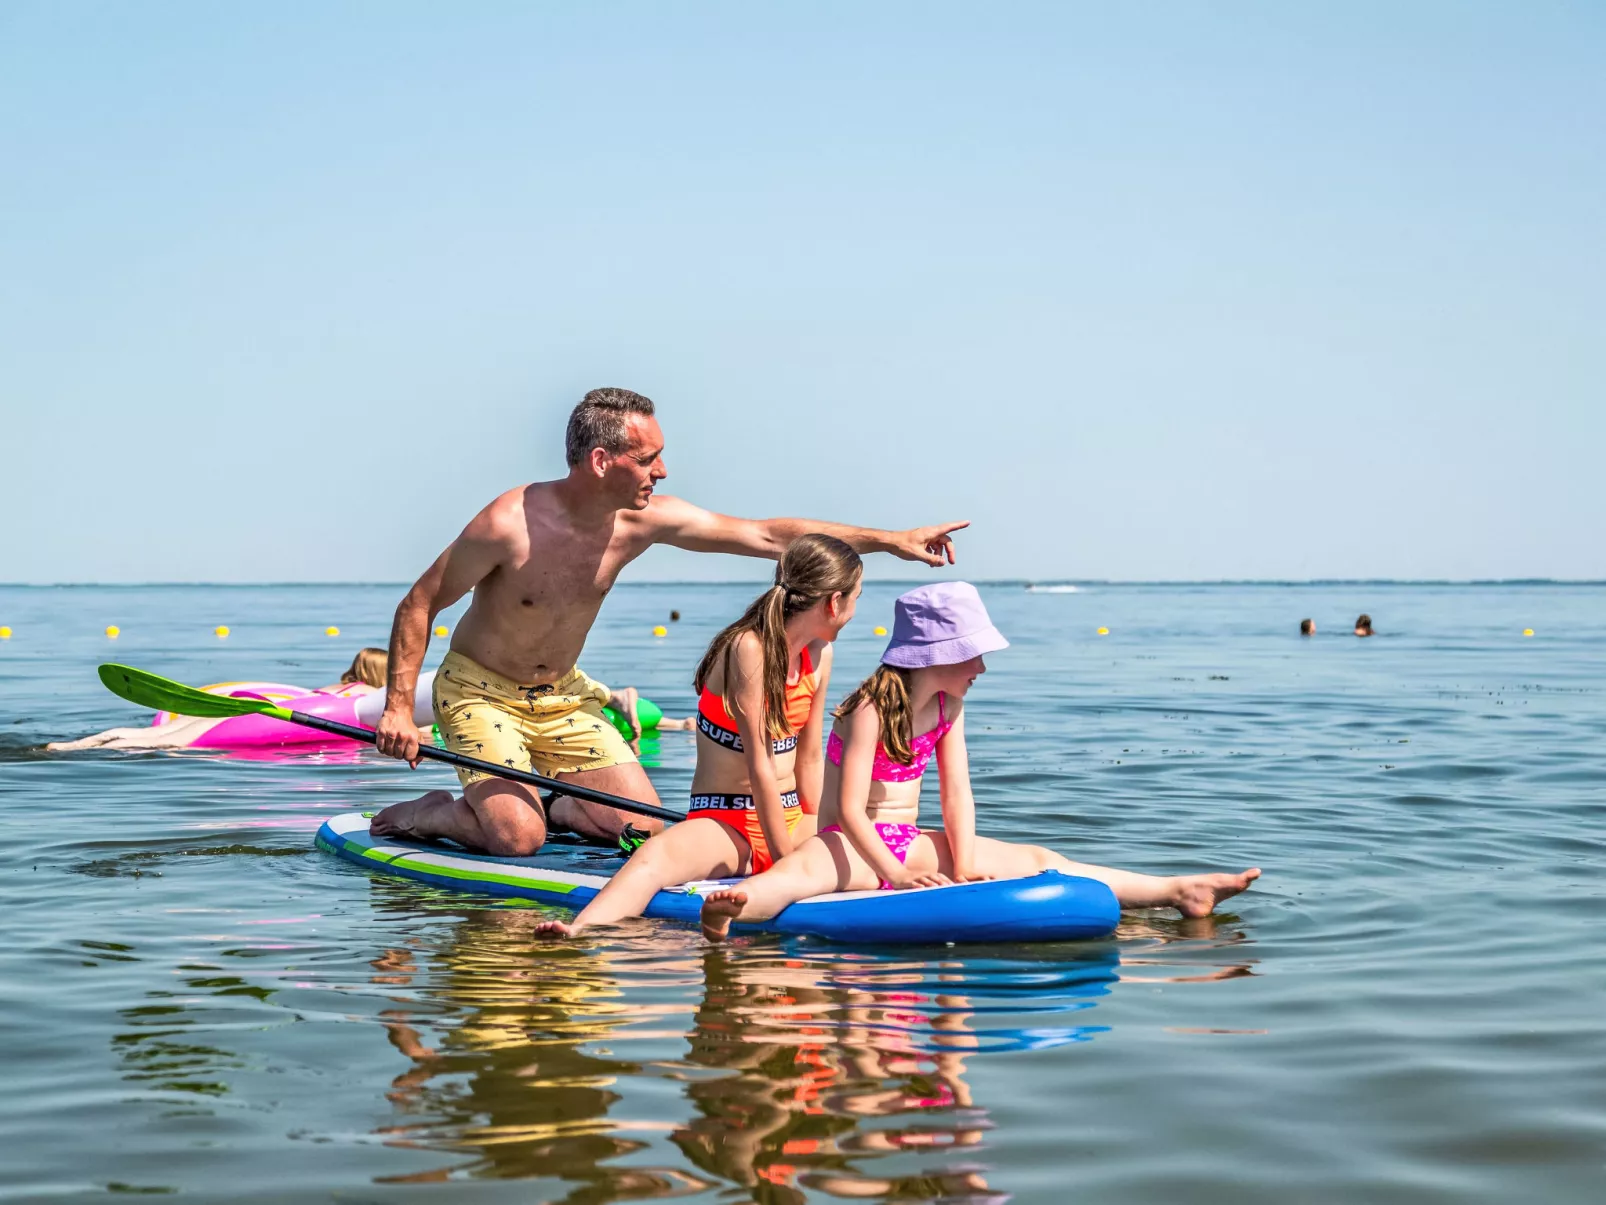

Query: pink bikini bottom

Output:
[819, 822, 924, 889]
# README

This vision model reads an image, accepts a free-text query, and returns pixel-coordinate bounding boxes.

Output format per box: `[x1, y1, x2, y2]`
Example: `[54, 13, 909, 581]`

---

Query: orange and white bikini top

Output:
[696, 647, 818, 755]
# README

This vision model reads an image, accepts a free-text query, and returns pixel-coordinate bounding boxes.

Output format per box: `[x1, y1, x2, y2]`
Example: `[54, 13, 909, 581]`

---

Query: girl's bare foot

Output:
[1172, 868, 1261, 918]
[369, 791, 455, 840]
[699, 889, 747, 942]
[533, 920, 578, 939]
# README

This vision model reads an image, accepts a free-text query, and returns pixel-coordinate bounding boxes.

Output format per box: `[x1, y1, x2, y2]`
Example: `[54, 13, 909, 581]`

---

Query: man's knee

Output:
[475, 802, 548, 855]
[465, 782, 548, 855]
[480, 827, 547, 857]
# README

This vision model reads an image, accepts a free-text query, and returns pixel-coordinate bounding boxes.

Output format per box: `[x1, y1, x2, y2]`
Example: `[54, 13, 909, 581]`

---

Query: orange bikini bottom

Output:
[686, 790, 802, 872]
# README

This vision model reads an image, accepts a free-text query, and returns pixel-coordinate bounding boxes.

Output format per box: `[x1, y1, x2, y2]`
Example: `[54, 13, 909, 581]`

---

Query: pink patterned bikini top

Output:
[825, 692, 952, 783]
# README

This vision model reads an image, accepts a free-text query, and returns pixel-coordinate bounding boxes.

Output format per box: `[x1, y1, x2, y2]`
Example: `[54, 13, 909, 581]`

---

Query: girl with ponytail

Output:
[701, 582, 1262, 940]
[537, 534, 863, 937]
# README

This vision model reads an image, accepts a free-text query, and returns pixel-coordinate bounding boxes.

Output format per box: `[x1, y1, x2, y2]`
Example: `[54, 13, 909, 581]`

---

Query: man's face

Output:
[601, 415, 667, 510]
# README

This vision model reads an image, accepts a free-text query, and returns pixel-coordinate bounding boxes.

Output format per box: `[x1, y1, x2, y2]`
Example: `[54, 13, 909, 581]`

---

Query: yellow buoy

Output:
[1523, 628, 1534, 637]
[1097, 627, 1109, 635]
[873, 626, 887, 636]
[652, 625, 668, 637]
[106, 625, 121, 639]
[0, 626, 11, 639]
[434, 625, 449, 638]
[325, 626, 340, 637]
[215, 625, 230, 638]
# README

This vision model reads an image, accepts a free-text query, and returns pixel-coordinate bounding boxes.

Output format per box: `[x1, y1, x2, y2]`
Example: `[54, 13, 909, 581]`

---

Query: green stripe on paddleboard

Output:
[321, 830, 578, 895]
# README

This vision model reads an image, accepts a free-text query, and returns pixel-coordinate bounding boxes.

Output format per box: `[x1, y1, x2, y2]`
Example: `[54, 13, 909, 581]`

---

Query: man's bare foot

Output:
[1172, 868, 1261, 918]
[699, 889, 747, 942]
[369, 791, 455, 841]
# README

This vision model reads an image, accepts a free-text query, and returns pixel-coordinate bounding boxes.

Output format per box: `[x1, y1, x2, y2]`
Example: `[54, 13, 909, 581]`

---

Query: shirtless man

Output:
[368, 388, 967, 857]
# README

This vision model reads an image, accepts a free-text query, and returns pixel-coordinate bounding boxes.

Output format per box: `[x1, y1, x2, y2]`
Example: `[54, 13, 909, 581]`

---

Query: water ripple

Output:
[3, 582, 1605, 1201]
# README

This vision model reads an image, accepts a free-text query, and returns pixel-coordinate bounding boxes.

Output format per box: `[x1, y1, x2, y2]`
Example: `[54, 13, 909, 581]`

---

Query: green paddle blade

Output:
[98, 664, 292, 721]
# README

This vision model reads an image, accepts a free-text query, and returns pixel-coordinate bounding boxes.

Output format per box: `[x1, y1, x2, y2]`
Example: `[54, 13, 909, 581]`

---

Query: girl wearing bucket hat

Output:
[535, 535, 863, 938]
[702, 582, 1260, 938]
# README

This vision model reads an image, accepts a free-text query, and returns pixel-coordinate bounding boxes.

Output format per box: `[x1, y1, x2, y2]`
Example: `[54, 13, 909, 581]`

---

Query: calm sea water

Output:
[2, 582, 1603, 1203]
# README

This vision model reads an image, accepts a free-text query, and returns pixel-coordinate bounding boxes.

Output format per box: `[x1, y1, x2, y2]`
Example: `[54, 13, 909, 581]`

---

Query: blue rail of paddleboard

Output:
[315, 817, 1119, 943]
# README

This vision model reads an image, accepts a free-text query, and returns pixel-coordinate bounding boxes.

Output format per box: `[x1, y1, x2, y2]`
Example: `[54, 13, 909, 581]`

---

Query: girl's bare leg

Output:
[536, 817, 747, 938]
[912, 832, 1260, 919]
[701, 830, 875, 941]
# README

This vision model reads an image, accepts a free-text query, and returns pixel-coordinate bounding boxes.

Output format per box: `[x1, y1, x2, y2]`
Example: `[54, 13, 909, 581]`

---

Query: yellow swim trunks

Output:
[432, 650, 636, 789]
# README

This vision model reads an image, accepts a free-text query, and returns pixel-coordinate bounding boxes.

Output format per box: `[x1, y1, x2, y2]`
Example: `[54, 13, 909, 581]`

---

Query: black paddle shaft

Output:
[287, 710, 684, 826]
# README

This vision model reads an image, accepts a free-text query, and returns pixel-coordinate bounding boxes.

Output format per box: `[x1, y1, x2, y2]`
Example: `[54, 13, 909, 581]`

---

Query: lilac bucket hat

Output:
[880, 582, 1009, 669]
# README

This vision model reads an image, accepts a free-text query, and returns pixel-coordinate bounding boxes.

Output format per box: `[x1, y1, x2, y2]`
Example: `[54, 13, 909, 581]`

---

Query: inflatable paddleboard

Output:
[315, 811, 1120, 944]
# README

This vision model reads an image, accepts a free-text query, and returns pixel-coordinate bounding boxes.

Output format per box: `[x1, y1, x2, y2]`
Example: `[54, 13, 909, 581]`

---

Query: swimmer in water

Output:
[1301, 618, 1316, 636]
[535, 535, 860, 937]
[45, 649, 435, 751]
[701, 582, 1261, 940]
[596, 684, 692, 736]
[50, 645, 669, 753]
[1354, 614, 1375, 637]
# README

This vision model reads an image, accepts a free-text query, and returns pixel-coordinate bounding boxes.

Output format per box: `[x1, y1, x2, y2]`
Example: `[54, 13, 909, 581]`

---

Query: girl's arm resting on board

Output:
[934, 705, 987, 882]
[793, 644, 832, 812]
[728, 634, 797, 861]
[835, 705, 948, 888]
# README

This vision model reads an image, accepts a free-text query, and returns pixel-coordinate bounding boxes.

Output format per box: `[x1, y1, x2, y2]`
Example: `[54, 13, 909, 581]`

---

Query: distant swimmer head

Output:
[695, 534, 863, 742]
[1300, 618, 1316, 636]
[1354, 614, 1374, 637]
[567, 388, 664, 511]
[341, 647, 389, 688]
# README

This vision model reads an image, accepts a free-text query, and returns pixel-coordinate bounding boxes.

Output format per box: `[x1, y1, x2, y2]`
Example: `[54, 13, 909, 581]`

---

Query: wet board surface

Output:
[315, 811, 1121, 944]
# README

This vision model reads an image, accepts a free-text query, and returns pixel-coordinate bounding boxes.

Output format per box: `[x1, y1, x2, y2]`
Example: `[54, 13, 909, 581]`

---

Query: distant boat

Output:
[1025, 584, 1079, 593]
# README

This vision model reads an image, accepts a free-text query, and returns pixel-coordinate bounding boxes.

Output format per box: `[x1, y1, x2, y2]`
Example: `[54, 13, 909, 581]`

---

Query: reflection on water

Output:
[97, 891, 1259, 1200]
[177, 891, 1228, 1201]
[354, 902, 1126, 1199]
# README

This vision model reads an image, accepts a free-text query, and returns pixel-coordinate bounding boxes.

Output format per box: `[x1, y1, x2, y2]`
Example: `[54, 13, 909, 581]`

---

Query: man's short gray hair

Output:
[565, 388, 656, 468]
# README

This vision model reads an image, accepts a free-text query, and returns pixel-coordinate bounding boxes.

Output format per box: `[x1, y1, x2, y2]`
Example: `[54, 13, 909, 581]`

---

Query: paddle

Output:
[97, 663, 683, 825]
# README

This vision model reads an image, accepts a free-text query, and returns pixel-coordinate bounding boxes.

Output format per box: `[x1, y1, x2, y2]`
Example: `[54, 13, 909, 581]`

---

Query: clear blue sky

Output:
[3, 2, 1602, 583]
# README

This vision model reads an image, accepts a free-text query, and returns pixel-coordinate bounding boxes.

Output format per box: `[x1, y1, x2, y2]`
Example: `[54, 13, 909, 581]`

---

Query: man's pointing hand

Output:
[895, 521, 970, 567]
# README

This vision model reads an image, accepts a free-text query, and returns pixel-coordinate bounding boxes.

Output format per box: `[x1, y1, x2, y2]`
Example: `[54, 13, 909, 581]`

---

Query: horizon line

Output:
[3, 578, 1604, 588]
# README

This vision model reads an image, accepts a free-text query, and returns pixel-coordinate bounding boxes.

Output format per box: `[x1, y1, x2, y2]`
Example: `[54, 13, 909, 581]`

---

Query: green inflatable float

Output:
[602, 696, 663, 738]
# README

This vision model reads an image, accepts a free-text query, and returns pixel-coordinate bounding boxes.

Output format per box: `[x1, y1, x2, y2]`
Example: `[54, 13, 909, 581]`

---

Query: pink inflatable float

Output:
[150, 675, 434, 750]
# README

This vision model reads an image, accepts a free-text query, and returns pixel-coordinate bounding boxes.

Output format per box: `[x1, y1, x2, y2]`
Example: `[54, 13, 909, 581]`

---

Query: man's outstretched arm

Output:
[647, 495, 968, 567]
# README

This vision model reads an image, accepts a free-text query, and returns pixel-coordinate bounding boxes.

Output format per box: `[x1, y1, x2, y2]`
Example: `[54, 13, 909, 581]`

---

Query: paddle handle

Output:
[284, 710, 684, 826]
